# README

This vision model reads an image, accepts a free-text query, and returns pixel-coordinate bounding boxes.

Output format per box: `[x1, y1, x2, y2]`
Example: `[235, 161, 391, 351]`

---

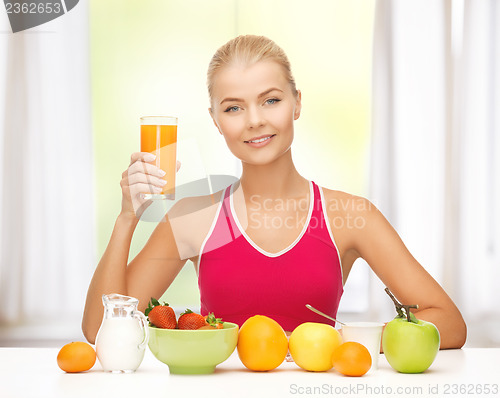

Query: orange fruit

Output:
[332, 341, 372, 376]
[237, 315, 288, 371]
[289, 322, 343, 371]
[57, 342, 96, 373]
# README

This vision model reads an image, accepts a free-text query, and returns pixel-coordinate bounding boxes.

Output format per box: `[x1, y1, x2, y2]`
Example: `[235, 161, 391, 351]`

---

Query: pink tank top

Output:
[198, 181, 343, 331]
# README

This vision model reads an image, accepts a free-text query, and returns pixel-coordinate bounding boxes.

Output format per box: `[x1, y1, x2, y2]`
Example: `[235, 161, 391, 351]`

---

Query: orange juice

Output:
[140, 116, 177, 199]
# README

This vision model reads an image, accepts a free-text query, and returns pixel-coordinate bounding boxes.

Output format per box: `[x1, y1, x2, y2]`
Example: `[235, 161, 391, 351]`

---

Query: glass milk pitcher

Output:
[96, 293, 149, 373]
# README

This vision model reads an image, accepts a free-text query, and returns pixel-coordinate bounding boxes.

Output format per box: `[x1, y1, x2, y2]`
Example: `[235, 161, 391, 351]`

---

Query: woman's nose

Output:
[246, 106, 265, 129]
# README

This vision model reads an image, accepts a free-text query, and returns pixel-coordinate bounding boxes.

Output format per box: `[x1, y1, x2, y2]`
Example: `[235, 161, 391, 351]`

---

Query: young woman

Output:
[82, 35, 466, 348]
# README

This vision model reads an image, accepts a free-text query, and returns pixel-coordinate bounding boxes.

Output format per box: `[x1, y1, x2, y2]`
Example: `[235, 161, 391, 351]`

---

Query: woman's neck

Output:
[238, 149, 308, 199]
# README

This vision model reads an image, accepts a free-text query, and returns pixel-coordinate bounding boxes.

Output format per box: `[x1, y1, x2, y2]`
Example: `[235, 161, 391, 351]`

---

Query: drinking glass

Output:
[140, 116, 177, 200]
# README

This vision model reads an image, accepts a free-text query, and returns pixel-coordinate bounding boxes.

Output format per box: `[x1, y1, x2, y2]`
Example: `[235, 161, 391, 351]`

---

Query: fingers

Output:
[121, 172, 166, 198]
[122, 152, 170, 218]
[121, 153, 168, 201]
[124, 154, 166, 179]
[126, 153, 181, 177]
[130, 152, 155, 166]
[127, 160, 166, 179]
[123, 153, 180, 197]
[126, 173, 167, 189]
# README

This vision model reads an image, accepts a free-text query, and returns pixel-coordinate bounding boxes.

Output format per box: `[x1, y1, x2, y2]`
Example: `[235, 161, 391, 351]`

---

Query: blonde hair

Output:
[207, 35, 298, 103]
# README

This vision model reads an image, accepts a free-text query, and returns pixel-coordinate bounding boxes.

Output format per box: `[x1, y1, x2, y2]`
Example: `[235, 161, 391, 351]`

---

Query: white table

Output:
[0, 347, 499, 398]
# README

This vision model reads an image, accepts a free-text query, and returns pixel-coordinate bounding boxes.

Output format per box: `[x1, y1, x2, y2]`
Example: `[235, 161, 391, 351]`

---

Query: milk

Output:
[341, 322, 385, 372]
[96, 317, 146, 373]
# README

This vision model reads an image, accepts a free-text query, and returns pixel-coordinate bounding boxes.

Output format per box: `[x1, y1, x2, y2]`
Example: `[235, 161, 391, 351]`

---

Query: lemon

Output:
[289, 322, 342, 371]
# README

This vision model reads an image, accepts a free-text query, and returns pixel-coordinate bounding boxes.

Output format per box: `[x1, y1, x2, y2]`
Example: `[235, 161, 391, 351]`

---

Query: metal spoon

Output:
[305, 304, 345, 325]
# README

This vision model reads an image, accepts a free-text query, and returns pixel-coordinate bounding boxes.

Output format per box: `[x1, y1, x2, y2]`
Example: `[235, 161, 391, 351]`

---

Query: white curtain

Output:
[370, 0, 500, 347]
[0, 1, 93, 336]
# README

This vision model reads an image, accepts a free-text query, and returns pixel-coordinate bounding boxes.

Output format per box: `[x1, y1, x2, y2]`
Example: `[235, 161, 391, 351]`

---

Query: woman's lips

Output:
[244, 134, 276, 148]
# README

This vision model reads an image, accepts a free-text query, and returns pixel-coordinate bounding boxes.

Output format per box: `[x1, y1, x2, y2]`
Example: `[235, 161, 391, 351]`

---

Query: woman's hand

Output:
[120, 152, 180, 219]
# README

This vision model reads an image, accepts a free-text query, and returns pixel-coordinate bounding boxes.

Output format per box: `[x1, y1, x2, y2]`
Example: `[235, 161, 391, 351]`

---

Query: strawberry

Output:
[177, 309, 207, 330]
[204, 313, 224, 329]
[145, 297, 177, 329]
[197, 325, 219, 330]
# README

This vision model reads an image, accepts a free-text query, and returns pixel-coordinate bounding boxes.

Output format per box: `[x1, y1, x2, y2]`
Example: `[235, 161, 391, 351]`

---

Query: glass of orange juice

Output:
[140, 116, 177, 200]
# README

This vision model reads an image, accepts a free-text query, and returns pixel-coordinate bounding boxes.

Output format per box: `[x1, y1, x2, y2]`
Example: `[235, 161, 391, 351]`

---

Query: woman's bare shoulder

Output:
[321, 187, 376, 216]
[321, 186, 394, 251]
[320, 187, 385, 264]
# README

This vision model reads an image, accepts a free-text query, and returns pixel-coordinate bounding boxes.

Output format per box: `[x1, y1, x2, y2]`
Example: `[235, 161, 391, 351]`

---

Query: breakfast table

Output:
[0, 347, 499, 398]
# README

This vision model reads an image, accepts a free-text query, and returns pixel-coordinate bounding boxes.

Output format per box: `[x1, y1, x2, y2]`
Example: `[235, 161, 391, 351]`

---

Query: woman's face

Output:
[209, 60, 301, 166]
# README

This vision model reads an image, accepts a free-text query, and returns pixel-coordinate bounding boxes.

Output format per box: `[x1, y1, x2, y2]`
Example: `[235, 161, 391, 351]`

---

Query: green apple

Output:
[382, 288, 440, 373]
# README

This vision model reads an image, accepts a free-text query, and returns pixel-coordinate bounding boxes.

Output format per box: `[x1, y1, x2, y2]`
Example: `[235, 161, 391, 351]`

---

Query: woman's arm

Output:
[82, 212, 186, 344]
[82, 213, 137, 343]
[82, 153, 186, 344]
[346, 197, 466, 349]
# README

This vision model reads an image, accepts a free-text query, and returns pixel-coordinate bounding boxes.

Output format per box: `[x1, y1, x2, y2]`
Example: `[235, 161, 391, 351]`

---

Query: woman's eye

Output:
[265, 98, 281, 105]
[224, 106, 240, 113]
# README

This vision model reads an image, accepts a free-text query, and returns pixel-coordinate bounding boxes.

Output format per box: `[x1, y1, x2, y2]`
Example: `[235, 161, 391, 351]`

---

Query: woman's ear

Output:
[294, 90, 302, 120]
[208, 107, 223, 135]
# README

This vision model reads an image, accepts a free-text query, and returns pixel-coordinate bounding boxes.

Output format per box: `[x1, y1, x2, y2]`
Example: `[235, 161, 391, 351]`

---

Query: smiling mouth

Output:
[244, 134, 276, 144]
